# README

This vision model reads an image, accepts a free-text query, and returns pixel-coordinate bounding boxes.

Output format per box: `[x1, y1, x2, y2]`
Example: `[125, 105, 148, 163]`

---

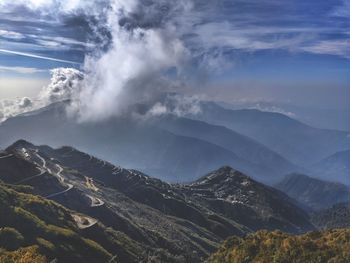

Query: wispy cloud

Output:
[0, 65, 47, 74]
[0, 49, 80, 64]
[302, 40, 350, 58]
[0, 0, 349, 120]
[1, 0, 350, 68]
[331, 0, 350, 17]
[0, 29, 25, 40]
[190, 22, 319, 51]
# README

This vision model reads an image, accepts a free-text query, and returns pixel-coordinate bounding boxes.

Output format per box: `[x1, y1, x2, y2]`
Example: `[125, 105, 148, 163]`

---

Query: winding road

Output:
[87, 195, 105, 207]
[71, 214, 98, 229]
[14, 169, 45, 184]
[0, 154, 13, 159]
[55, 164, 64, 182]
[45, 183, 74, 198]
[34, 151, 74, 198]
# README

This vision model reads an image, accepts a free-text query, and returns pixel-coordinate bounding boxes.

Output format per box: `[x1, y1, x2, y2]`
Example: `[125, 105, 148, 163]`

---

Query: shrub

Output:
[0, 227, 24, 250]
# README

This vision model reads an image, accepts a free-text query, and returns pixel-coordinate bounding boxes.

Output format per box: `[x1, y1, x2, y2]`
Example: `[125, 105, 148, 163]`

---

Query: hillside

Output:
[205, 229, 350, 263]
[186, 167, 313, 233]
[0, 140, 315, 262]
[312, 202, 350, 229]
[311, 150, 350, 185]
[2, 141, 221, 262]
[32, 142, 314, 234]
[275, 173, 350, 210]
[0, 182, 146, 263]
[153, 116, 299, 183]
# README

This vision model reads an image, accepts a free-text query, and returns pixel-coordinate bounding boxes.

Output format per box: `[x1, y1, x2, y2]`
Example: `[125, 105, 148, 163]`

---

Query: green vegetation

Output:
[0, 182, 195, 263]
[0, 246, 47, 263]
[0, 227, 24, 250]
[205, 229, 350, 263]
[0, 183, 112, 263]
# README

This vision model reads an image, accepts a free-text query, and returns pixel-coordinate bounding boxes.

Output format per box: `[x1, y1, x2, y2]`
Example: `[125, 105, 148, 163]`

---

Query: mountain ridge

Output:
[0, 139, 316, 262]
[0, 100, 301, 183]
[192, 102, 350, 168]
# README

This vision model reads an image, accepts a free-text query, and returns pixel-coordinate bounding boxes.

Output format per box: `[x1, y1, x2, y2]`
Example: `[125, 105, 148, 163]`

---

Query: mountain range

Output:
[0, 140, 315, 262]
[0, 99, 348, 184]
[192, 102, 350, 170]
[220, 100, 350, 132]
[0, 101, 299, 184]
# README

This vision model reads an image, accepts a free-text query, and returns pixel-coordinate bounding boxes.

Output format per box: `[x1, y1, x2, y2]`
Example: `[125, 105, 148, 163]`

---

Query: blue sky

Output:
[0, 0, 349, 109]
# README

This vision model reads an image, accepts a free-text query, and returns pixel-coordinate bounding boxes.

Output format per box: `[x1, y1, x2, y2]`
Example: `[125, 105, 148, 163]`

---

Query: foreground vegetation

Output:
[205, 229, 350, 263]
[0, 182, 113, 262]
[0, 180, 202, 263]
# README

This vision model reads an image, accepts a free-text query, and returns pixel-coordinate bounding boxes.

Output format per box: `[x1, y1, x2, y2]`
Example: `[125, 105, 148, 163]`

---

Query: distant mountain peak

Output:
[57, 145, 78, 152]
[7, 139, 35, 150]
[193, 166, 249, 186]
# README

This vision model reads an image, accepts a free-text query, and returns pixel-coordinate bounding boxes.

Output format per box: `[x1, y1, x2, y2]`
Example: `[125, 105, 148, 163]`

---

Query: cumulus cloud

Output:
[0, 97, 33, 122]
[68, 1, 199, 121]
[38, 68, 83, 104]
[147, 94, 202, 118]
[2, 0, 349, 122]
[0, 68, 82, 122]
[1, 0, 199, 122]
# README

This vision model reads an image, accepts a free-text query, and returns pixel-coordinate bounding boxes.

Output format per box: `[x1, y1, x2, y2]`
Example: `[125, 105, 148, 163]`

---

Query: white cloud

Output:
[0, 66, 46, 74]
[192, 22, 319, 53]
[302, 40, 350, 58]
[27, 34, 95, 50]
[146, 94, 202, 118]
[1, 0, 349, 123]
[0, 68, 82, 122]
[0, 0, 198, 122]
[148, 102, 168, 116]
[38, 68, 83, 104]
[249, 103, 296, 117]
[63, 0, 192, 121]
[0, 49, 79, 64]
[0, 97, 33, 122]
[0, 29, 24, 40]
[0, 0, 107, 16]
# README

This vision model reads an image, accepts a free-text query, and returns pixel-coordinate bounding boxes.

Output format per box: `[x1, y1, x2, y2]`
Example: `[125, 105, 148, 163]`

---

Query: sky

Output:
[0, 0, 349, 112]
